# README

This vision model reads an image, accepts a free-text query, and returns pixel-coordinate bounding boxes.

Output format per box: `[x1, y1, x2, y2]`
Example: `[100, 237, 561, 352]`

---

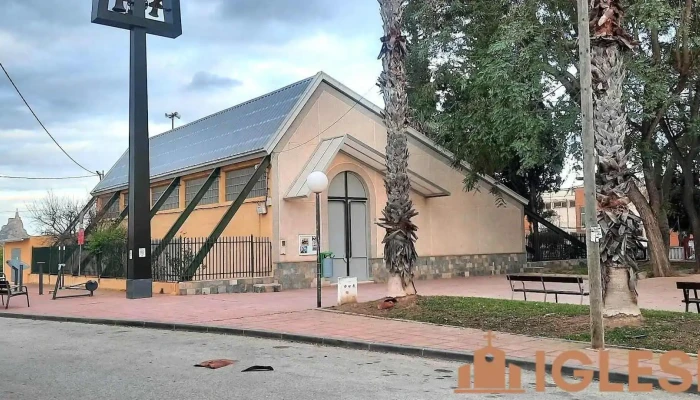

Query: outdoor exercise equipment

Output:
[50, 264, 99, 300]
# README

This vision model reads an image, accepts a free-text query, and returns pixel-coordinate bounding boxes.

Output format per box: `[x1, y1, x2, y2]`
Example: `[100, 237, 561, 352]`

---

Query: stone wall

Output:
[371, 253, 527, 282]
[178, 277, 276, 295]
[274, 261, 321, 290]
[526, 259, 587, 272]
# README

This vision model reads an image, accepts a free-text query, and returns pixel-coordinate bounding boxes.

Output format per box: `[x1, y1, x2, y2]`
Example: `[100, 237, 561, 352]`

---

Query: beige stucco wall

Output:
[273, 83, 525, 265]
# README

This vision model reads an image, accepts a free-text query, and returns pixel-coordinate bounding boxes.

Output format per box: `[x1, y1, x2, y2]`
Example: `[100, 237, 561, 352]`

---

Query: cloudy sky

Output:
[0, 0, 384, 234]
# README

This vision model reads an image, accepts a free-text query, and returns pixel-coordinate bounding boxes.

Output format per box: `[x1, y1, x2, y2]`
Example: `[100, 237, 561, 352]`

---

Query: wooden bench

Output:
[507, 274, 589, 304]
[676, 281, 700, 313]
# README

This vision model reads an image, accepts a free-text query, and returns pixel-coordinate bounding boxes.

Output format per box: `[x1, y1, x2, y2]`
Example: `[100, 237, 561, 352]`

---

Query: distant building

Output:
[0, 210, 29, 243]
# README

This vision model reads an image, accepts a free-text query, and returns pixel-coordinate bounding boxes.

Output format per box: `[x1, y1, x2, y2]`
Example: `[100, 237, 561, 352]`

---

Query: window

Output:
[569, 200, 576, 208]
[545, 203, 552, 210]
[186, 176, 219, 206]
[554, 200, 566, 208]
[580, 207, 586, 228]
[225, 166, 267, 201]
[123, 193, 128, 209]
[152, 184, 180, 210]
[102, 195, 120, 219]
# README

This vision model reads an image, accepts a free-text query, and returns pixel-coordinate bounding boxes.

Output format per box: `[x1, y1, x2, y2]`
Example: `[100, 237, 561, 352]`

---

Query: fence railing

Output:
[152, 236, 273, 282]
[526, 230, 587, 262]
[31, 236, 273, 282]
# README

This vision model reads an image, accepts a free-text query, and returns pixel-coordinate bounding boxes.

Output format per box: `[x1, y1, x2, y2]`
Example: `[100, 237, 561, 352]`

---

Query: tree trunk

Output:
[681, 164, 700, 272]
[590, 2, 642, 321]
[377, 0, 419, 297]
[629, 184, 672, 277]
[658, 208, 671, 251]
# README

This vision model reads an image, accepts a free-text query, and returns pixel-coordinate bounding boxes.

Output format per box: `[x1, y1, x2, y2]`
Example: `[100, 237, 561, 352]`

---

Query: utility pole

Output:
[165, 111, 180, 130]
[577, 0, 604, 349]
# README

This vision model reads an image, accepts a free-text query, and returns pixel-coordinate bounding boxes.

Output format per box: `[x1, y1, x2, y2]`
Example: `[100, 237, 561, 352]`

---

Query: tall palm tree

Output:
[377, 0, 419, 297]
[590, 0, 642, 320]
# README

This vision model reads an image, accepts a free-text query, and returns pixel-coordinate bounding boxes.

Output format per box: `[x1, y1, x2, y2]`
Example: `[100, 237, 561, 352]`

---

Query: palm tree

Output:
[590, 0, 642, 320]
[377, 0, 419, 298]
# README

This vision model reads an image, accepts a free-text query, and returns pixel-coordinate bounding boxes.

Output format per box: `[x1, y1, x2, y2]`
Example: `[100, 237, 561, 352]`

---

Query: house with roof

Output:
[91, 72, 528, 291]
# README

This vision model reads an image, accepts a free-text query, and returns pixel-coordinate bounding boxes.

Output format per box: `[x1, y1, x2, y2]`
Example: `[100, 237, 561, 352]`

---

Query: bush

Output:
[86, 223, 127, 277]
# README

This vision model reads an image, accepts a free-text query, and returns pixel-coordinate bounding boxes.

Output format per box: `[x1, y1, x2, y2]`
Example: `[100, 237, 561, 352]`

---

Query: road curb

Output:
[0, 312, 696, 394]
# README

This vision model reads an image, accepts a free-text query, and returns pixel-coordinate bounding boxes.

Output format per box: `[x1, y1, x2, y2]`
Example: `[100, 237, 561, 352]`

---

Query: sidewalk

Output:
[1, 277, 697, 390]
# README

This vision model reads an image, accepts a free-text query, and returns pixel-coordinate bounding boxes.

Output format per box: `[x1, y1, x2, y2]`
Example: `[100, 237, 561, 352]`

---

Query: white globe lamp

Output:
[307, 171, 329, 194]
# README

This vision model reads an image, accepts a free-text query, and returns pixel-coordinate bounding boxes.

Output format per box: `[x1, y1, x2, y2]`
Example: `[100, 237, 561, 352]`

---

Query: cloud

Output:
[186, 71, 242, 92]
[0, 0, 383, 234]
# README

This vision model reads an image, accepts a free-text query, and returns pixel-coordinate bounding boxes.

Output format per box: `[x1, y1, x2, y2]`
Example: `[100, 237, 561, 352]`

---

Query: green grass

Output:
[335, 296, 700, 353]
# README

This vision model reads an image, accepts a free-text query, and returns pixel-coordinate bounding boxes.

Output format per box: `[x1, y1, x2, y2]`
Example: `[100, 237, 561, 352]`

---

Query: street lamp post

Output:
[91, 0, 182, 299]
[165, 111, 180, 130]
[307, 171, 328, 308]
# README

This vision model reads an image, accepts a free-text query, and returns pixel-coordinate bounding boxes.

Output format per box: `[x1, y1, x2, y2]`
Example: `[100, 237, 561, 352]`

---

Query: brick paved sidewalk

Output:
[0, 284, 696, 387]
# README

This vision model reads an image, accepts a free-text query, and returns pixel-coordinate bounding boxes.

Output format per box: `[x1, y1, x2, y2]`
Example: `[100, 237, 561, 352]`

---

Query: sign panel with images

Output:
[298, 234, 318, 256]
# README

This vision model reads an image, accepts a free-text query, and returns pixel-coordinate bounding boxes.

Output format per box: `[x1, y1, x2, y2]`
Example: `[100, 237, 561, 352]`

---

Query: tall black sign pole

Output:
[127, 0, 151, 298]
[91, 0, 182, 299]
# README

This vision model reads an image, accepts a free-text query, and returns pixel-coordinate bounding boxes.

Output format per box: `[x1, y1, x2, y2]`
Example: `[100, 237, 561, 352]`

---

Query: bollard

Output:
[38, 262, 45, 295]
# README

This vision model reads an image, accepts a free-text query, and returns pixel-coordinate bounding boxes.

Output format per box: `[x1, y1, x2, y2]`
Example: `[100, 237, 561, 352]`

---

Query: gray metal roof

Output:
[92, 75, 315, 194]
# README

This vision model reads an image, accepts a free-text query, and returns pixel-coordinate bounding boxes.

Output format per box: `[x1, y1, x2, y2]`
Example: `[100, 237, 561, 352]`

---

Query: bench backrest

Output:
[541, 275, 584, 284]
[676, 281, 700, 290]
[507, 274, 543, 282]
[507, 274, 584, 284]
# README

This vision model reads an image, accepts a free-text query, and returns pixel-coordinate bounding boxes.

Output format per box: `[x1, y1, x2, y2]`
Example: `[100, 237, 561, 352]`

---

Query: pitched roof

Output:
[91, 71, 528, 206]
[92, 75, 315, 194]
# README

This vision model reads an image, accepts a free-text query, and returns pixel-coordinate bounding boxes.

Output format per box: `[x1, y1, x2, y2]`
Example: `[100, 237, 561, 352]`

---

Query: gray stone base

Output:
[371, 253, 527, 282]
[274, 262, 333, 290]
[126, 279, 153, 299]
[177, 277, 276, 295]
[276, 253, 527, 288]
[526, 259, 587, 272]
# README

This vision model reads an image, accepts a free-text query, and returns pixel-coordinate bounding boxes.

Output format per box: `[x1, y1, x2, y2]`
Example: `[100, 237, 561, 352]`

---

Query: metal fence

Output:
[526, 230, 587, 261]
[152, 236, 273, 282]
[31, 235, 273, 282]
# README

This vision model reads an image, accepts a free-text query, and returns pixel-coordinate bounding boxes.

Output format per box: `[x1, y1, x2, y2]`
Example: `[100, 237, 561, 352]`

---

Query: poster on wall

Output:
[298, 234, 318, 256]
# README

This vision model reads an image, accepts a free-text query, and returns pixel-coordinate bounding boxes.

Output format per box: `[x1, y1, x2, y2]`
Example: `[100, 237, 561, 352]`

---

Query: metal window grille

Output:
[186, 176, 219, 206]
[152, 184, 180, 210]
[225, 166, 267, 202]
[102, 195, 120, 219]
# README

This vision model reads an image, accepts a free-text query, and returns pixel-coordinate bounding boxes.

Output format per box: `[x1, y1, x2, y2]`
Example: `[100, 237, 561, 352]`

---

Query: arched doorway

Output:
[328, 171, 369, 281]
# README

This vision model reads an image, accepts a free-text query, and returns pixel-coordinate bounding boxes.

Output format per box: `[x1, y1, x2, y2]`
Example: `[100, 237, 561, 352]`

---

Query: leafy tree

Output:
[405, 0, 569, 256]
[406, 0, 699, 278]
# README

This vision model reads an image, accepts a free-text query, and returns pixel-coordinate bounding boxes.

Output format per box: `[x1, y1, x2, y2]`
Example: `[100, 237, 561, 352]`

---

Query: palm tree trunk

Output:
[590, 1, 642, 320]
[377, 0, 418, 298]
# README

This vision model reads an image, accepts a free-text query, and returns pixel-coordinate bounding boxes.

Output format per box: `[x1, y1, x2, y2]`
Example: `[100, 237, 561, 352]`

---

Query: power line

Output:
[0, 62, 98, 176]
[0, 174, 97, 180]
[276, 84, 377, 154]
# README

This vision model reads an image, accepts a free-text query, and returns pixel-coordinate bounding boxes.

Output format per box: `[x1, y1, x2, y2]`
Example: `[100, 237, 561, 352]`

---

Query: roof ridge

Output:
[148, 75, 315, 142]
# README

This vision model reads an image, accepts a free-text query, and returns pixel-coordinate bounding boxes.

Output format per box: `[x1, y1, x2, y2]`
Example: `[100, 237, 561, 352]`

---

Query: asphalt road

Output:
[0, 319, 694, 399]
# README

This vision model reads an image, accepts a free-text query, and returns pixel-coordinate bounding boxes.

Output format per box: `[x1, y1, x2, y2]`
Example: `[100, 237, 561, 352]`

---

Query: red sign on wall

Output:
[78, 228, 85, 245]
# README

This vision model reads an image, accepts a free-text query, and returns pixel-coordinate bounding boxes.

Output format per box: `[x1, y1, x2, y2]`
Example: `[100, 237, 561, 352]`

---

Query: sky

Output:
[0, 0, 385, 235]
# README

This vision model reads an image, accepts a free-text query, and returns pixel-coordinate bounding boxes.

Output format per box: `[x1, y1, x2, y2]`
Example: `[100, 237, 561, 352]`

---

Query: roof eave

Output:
[90, 149, 269, 196]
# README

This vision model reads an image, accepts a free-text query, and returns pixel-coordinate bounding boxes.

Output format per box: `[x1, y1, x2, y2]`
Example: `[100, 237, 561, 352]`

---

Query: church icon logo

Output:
[455, 331, 525, 394]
